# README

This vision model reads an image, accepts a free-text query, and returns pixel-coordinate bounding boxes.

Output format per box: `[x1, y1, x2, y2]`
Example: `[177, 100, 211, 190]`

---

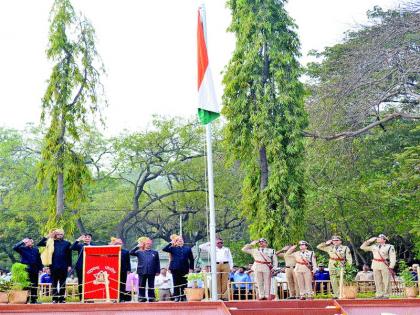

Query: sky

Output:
[0, 0, 400, 135]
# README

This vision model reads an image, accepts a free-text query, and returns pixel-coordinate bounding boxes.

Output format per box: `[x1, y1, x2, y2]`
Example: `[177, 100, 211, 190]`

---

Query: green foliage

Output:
[38, 0, 105, 232]
[0, 278, 12, 292]
[398, 260, 416, 287]
[185, 272, 204, 288]
[342, 263, 358, 285]
[10, 263, 30, 290]
[223, 0, 307, 248]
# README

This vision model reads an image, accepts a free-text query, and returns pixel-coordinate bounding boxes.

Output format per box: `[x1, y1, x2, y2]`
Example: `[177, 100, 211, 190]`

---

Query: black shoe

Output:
[138, 298, 147, 302]
[287, 296, 296, 299]
[173, 298, 180, 302]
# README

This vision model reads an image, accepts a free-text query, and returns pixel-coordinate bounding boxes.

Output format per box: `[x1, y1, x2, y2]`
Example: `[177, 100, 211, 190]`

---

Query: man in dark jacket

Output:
[162, 235, 194, 301]
[130, 237, 160, 302]
[37, 229, 72, 303]
[70, 233, 94, 297]
[110, 237, 132, 302]
[13, 238, 43, 303]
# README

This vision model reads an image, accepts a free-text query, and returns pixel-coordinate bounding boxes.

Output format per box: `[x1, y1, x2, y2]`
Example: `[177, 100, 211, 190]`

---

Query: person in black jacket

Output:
[130, 237, 160, 302]
[13, 238, 43, 303]
[110, 237, 132, 302]
[37, 229, 72, 303]
[70, 233, 94, 297]
[162, 235, 194, 302]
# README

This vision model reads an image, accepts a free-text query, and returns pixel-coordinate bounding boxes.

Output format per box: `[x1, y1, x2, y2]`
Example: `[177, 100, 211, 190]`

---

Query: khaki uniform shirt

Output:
[278, 252, 297, 267]
[317, 243, 352, 271]
[286, 249, 317, 273]
[242, 244, 278, 272]
[360, 242, 396, 270]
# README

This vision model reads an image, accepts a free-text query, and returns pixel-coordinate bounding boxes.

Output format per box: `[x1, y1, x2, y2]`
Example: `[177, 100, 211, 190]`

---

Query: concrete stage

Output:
[0, 299, 419, 315]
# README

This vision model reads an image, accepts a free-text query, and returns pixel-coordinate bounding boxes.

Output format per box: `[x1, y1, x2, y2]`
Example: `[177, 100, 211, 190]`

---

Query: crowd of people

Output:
[8, 229, 420, 304]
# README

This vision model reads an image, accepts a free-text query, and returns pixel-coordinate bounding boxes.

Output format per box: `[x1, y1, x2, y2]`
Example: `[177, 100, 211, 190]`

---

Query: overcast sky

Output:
[0, 0, 399, 135]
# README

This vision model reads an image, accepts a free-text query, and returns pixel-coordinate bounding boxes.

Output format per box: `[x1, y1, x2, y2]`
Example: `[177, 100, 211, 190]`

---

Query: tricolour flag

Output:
[197, 6, 219, 125]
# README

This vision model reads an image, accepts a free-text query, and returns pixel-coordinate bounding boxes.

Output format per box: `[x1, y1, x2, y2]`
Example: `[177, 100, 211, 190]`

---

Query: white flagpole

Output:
[199, 3, 218, 300]
[206, 122, 218, 301]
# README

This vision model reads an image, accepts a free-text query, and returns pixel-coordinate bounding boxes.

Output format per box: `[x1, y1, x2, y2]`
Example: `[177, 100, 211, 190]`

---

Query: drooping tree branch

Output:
[304, 112, 420, 140]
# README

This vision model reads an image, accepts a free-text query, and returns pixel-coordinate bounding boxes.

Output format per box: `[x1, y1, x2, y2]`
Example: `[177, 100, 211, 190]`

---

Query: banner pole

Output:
[206, 123, 218, 301]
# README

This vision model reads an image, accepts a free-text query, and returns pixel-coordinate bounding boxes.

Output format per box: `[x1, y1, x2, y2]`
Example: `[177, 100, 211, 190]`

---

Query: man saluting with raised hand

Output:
[317, 235, 352, 299]
[70, 233, 94, 298]
[37, 229, 72, 303]
[13, 237, 43, 303]
[361, 234, 396, 299]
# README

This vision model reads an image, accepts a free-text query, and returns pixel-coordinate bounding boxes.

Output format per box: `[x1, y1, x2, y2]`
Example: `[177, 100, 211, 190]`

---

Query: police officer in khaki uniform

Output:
[242, 238, 278, 300]
[276, 245, 299, 299]
[360, 234, 396, 298]
[317, 235, 352, 298]
[286, 241, 317, 300]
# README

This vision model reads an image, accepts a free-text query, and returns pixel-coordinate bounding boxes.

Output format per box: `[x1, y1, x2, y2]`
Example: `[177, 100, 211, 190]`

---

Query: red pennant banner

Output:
[83, 245, 121, 302]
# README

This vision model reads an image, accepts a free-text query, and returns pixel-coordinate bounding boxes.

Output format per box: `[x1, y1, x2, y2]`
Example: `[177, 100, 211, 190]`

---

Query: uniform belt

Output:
[216, 261, 229, 264]
[296, 261, 309, 265]
[330, 258, 344, 261]
[255, 260, 272, 265]
[285, 266, 295, 268]
[159, 288, 171, 290]
[373, 258, 386, 262]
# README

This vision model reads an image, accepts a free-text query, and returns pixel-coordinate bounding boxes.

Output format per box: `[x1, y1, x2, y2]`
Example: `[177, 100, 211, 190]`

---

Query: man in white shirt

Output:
[154, 268, 173, 301]
[199, 238, 233, 300]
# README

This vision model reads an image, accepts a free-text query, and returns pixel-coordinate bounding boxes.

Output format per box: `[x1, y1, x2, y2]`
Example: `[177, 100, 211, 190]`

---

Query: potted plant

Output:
[184, 273, 205, 301]
[0, 278, 12, 303]
[8, 263, 30, 304]
[398, 260, 418, 298]
[341, 263, 359, 299]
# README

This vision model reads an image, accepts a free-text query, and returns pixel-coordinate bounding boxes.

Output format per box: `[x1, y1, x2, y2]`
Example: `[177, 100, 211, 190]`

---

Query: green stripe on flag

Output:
[198, 108, 220, 125]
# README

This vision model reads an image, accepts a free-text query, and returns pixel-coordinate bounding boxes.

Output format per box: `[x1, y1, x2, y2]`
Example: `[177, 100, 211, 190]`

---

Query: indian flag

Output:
[197, 5, 219, 125]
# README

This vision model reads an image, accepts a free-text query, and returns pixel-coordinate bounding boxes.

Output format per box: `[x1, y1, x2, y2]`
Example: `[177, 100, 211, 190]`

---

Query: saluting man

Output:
[37, 229, 72, 303]
[70, 233, 94, 297]
[276, 245, 299, 299]
[242, 238, 278, 300]
[13, 238, 43, 304]
[130, 237, 160, 302]
[286, 241, 317, 300]
[360, 234, 396, 299]
[317, 235, 352, 298]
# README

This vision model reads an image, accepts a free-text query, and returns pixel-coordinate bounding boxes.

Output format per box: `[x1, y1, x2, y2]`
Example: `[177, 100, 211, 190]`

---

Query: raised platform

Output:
[0, 299, 419, 315]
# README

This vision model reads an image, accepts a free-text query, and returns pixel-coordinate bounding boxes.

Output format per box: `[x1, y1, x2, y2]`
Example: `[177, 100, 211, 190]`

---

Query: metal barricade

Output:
[313, 280, 333, 295]
[38, 283, 52, 297]
[228, 281, 257, 301]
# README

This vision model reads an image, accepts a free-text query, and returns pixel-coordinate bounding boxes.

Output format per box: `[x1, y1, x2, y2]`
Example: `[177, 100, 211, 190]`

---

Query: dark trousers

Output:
[51, 268, 67, 302]
[138, 274, 156, 301]
[119, 272, 130, 302]
[172, 271, 187, 300]
[27, 269, 39, 303]
[76, 268, 83, 298]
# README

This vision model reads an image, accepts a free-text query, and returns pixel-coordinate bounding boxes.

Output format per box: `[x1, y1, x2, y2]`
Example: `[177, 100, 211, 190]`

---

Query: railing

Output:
[37, 283, 79, 299]
[227, 281, 257, 301]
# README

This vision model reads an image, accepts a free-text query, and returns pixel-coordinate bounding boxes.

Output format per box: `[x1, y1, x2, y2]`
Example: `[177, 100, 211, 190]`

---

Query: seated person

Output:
[233, 266, 252, 300]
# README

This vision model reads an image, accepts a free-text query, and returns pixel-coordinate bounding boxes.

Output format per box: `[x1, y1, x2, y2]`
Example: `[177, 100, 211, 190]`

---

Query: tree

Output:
[0, 127, 45, 268]
[304, 121, 420, 264]
[106, 118, 244, 245]
[222, 0, 307, 246]
[305, 5, 420, 140]
[37, 0, 105, 231]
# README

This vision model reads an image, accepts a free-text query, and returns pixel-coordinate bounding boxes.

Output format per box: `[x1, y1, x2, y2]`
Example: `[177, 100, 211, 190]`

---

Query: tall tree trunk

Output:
[56, 116, 66, 217]
[76, 217, 86, 234]
[259, 146, 269, 189]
